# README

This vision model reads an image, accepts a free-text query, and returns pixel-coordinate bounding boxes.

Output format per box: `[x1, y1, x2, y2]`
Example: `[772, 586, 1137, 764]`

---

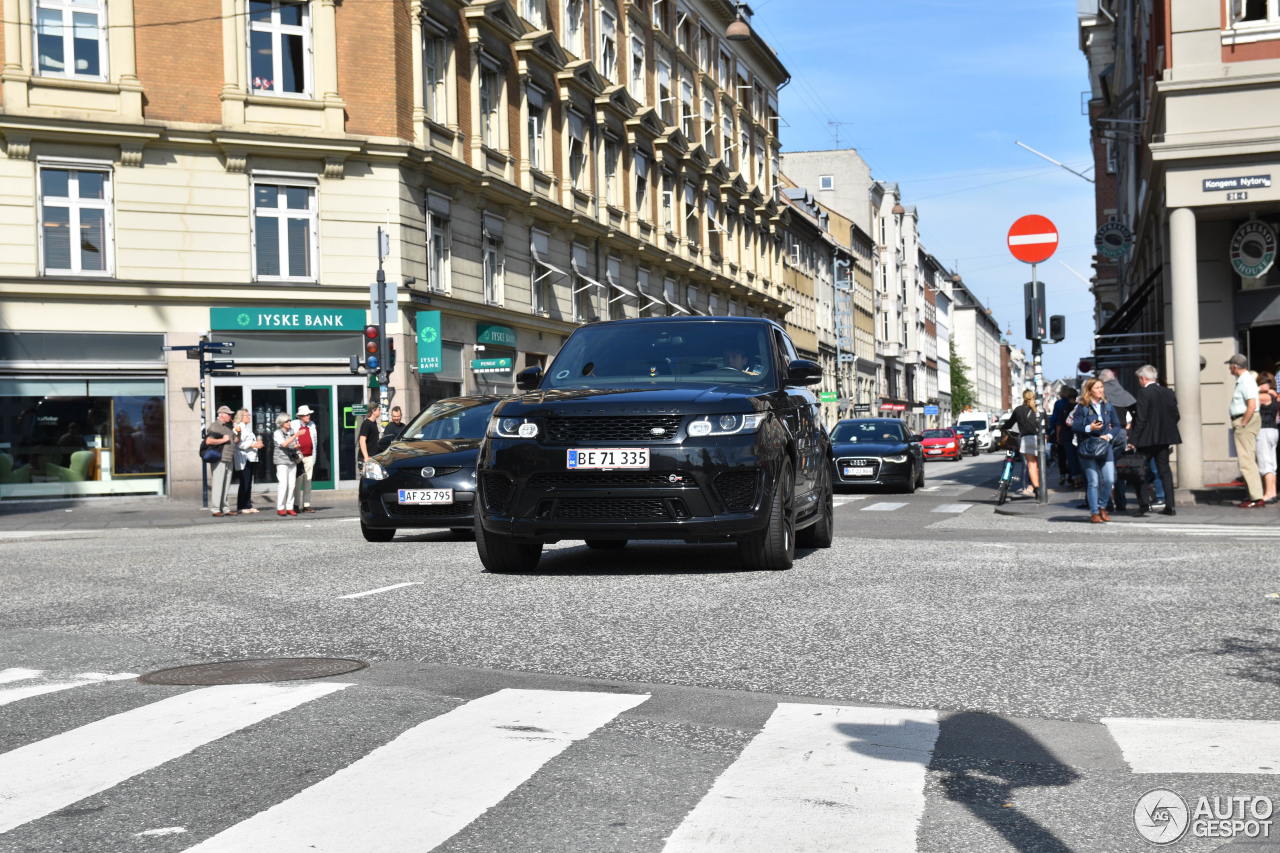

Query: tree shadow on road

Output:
[1202, 628, 1280, 687]
[840, 711, 1080, 852]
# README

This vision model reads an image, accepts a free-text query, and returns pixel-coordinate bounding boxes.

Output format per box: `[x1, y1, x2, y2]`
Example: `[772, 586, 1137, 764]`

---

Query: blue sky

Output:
[755, 0, 1094, 379]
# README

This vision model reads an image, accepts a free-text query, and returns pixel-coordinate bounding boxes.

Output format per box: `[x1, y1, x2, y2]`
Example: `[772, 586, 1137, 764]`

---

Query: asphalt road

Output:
[1, 453, 1278, 852]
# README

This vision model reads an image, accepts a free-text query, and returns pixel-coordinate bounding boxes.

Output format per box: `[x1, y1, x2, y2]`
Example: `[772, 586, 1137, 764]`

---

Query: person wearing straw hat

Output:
[293, 404, 320, 512]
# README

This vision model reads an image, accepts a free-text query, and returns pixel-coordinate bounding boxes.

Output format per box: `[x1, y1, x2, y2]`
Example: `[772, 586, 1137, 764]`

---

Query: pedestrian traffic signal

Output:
[386, 339, 396, 374]
[1078, 358, 1094, 374]
[364, 324, 381, 372]
[1049, 315, 1066, 343]
[1024, 280, 1046, 342]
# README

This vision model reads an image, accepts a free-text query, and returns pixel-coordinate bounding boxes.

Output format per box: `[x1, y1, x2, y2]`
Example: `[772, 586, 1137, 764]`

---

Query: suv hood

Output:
[495, 387, 769, 417]
[375, 439, 480, 469]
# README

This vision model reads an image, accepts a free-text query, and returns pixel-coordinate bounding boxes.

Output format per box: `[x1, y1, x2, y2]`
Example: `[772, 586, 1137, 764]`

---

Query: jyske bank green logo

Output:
[420, 325, 438, 344]
[236, 312, 252, 327]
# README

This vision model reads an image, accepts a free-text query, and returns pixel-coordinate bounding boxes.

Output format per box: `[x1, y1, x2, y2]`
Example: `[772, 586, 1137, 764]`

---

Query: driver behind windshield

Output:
[722, 342, 764, 376]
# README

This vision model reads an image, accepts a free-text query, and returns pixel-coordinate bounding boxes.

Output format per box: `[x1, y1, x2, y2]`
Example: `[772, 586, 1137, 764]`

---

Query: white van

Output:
[955, 412, 997, 452]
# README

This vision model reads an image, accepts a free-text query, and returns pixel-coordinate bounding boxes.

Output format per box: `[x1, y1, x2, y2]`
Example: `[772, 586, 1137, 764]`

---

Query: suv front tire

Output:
[739, 461, 796, 571]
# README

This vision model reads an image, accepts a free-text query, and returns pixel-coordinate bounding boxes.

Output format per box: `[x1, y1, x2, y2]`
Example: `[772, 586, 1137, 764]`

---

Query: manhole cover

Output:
[138, 658, 366, 686]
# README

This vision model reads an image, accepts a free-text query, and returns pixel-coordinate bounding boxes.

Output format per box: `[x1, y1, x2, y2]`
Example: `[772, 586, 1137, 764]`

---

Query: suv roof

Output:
[582, 315, 786, 332]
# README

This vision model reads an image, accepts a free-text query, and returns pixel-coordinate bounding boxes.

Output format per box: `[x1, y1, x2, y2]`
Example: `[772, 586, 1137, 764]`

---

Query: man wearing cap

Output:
[206, 405, 237, 517]
[1228, 354, 1264, 508]
[294, 404, 320, 512]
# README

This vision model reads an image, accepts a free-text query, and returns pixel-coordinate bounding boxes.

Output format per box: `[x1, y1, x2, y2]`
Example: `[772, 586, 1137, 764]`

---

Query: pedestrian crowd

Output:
[1012, 354, 1278, 522]
[201, 399, 402, 518]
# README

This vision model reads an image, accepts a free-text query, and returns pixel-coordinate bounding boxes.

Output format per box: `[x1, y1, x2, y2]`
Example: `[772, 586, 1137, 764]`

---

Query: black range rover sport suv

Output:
[474, 317, 834, 572]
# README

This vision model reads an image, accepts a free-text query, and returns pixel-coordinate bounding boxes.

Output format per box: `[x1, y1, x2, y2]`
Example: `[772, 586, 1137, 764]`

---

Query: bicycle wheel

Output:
[996, 477, 1010, 506]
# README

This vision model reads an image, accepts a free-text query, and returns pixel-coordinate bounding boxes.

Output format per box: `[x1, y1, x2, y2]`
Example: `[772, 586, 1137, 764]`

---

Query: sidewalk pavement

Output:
[0, 489, 359, 532]
[994, 483, 1278, 526]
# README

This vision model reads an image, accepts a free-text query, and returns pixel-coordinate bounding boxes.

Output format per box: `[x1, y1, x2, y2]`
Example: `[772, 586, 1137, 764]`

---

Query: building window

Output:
[677, 8, 694, 54]
[1232, 0, 1277, 24]
[479, 62, 502, 149]
[527, 84, 548, 171]
[755, 140, 766, 185]
[531, 228, 564, 315]
[709, 289, 721, 315]
[252, 180, 316, 280]
[657, 54, 674, 125]
[598, 3, 618, 83]
[607, 256, 627, 320]
[604, 135, 621, 207]
[563, 0, 584, 55]
[568, 108, 588, 190]
[652, 0, 669, 29]
[520, 0, 545, 28]
[249, 0, 311, 96]
[717, 47, 731, 86]
[34, 0, 106, 79]
[637, 268, 658, 317]
[39, 166, 111, 275]
[684, 182, 699, 247]
[706, 195, 720, 258]
[629, 34, 646, 102]
[482, 214, 505, 306]
[702, 92, 717, 155]
[819, 175, 834, 191]
[661, 169, 675, 233]
[571, 242, 601, 323]
[739, 128, 750, 176]
[679, 74, 695, 139]
[634, 149, 650, 219]
[422, 34, 449, 123]
[426, 192, 451, 294]
[699, 27, 715, 72]
[686, 283, 700, 314]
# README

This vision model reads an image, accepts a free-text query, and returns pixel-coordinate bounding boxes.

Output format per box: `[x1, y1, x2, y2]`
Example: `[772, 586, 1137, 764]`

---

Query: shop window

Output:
[40, 165, 112, 276]
[249, 0, 311, 97]
[563, 0, 584, 55]
[426, 192, 452, 294]
[252, 179, 317, 281]
[527, 84, 548, 171]
[34, 0, 106, 80]
[479, 61, 503, 149]
[629, 34, 646, 103]
[0, 377, 166, 499]
[482, 214, 505, 306]
[568, 108, 588, 190]
[598, 3, 618, 83]
[422, 31, 450, 123]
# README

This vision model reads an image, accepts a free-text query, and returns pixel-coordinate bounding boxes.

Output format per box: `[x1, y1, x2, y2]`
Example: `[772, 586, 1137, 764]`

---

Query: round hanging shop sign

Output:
[1094, 220, 1133, 260]
[1230, 220, 1277, 279]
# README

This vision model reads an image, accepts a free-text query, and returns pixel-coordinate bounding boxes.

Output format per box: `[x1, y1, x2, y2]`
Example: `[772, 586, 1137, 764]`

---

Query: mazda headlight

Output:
[363, 460, 389, 480]
[883, 454, 909, 464]
[688, 413, 767, 437]
[489, 417, 539, 439]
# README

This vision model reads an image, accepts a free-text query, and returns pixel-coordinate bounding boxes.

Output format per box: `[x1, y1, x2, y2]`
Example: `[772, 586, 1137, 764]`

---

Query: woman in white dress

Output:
[232, 408, 263, 514]
[272, 413, 300, 516]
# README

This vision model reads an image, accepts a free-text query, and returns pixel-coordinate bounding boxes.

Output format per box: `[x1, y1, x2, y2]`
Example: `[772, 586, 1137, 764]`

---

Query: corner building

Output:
[0, 0, 791, 500]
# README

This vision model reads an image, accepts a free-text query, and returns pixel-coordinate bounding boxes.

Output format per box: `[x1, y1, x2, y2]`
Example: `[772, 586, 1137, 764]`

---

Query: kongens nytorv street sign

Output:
[210, 307, 366, 331]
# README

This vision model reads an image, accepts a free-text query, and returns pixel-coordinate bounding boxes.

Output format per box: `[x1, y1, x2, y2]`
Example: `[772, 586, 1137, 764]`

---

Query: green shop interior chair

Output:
[44, 450, 94, 482]
[0, 452, 32, 484]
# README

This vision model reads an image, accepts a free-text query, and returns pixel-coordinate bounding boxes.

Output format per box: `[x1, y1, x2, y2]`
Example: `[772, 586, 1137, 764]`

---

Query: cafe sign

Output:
[1229, 220, 1277, 279]
[476, 323, 517, 347]
[210, 307, 365, 331]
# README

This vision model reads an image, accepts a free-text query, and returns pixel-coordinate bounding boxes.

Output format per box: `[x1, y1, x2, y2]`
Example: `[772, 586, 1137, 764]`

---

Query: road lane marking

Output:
[932, 503, 972, 514]
[0, 671, 136, 708]
[862, 502, 906, 512]
[1103, 717, 1280, 774]
[832, 495, 867, 506]
[0, 681, 348, 835]
[187, 688, 649, 853]
[663, 703, 939, 852]
[337, 582, 423, 599]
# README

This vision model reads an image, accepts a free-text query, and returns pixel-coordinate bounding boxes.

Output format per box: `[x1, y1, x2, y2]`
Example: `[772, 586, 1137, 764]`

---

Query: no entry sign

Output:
[1007, 215, 1059, 264]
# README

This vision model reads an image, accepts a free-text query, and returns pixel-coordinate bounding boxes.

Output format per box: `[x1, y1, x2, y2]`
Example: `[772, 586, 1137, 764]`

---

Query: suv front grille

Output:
[528, 471, 686, 489]
[715, 470, 759, 512]
[554, 497, 672, 520]
[545, 415, 683, 444]
[480, 472, 513, 512]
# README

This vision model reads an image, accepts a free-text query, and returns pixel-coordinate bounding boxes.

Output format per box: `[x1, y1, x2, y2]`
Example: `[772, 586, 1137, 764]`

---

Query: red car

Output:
[920, 428, 963, 461]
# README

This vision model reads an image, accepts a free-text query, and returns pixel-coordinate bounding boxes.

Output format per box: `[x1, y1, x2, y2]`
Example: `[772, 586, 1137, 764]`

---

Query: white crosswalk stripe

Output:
[0, 681, 348, 835]
[188, 688, 649, 853]
[1102, 717, 1280, 774]
[931, 503, 972, 514]
[664, 704, 938, 852]
[832, 495, 867, 506]
[862, 502, 907, 512]
[0, 669, 136, 708]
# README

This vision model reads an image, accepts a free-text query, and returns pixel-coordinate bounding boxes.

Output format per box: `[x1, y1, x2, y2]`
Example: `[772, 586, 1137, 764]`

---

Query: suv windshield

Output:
[401, 398, 499, 441]
[541, 321, 775, 390]
[831, 421, 905, 443]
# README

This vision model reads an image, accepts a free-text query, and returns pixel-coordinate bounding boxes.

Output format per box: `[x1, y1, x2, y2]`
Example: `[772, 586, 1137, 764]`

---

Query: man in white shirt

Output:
[293, 404, 320, 512]
[1227, 353, 1264, 508]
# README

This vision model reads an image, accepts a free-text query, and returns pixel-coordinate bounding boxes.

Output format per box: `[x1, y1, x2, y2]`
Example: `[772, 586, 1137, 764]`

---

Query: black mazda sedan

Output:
[358, 395, 503, 542]
[829, 418, 924, 493]
[475, 317, 833, 573]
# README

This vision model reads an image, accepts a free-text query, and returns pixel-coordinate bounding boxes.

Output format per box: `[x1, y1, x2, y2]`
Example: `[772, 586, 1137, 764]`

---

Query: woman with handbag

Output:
[1003, 389, 1042, 498]
[272, 413, 301, 517]
[231, 408, 264, 515]
[1072, 377, 1125, 523]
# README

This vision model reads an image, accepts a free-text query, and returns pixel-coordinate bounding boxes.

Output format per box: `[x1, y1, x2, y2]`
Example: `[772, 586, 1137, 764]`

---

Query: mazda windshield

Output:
[402, 398, 500, 440]
[541, 321, 776, 390]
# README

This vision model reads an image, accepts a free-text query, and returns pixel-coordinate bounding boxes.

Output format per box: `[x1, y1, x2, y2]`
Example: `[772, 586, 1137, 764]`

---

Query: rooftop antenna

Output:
[827, 121, 854, 147]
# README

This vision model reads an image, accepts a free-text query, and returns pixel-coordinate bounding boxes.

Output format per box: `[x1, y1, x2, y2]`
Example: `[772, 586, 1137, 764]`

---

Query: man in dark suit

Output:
[1129, 364, 1181, 515]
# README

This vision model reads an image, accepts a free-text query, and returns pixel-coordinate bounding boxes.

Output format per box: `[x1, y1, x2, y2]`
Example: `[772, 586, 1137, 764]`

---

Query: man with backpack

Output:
[204, 405, 236, 517]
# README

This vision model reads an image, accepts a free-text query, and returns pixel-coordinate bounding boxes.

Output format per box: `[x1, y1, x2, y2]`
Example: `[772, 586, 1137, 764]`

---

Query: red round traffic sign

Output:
[1007, 214, 1059, 264]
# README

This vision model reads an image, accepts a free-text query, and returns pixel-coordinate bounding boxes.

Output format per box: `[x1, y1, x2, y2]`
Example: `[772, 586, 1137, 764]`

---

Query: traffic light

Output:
[1024, 280, 1046, 342]
[1078, 358, 1094, 374]
[1049, 315, 1066, 343]
[386, 339, 396, 374]
[364, 324, 381, 372]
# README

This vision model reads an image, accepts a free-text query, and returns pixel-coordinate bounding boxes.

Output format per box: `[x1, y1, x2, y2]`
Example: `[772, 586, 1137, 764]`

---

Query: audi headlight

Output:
[363, 460, 389, 480]
[883, 454, 909, 464]
[688, 413, 767, 437]
[489, 416, 539, 438]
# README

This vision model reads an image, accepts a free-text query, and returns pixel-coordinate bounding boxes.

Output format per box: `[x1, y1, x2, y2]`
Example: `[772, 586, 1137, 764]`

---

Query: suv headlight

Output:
[489, 416, 539, 439]
[687, 413, 767, 437]
[363, 460, 389, 480]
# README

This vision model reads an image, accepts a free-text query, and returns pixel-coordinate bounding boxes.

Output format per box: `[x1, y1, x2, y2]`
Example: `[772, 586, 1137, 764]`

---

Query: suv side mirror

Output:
[910, 434, 923, 443]
[786, 359, 822, 386]
[516, 365, 543, 391]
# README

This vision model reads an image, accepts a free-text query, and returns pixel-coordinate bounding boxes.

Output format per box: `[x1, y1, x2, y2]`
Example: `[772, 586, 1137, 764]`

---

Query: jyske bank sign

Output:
[1229, 221, 1277, 279]
[210, 307, 366, 331]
